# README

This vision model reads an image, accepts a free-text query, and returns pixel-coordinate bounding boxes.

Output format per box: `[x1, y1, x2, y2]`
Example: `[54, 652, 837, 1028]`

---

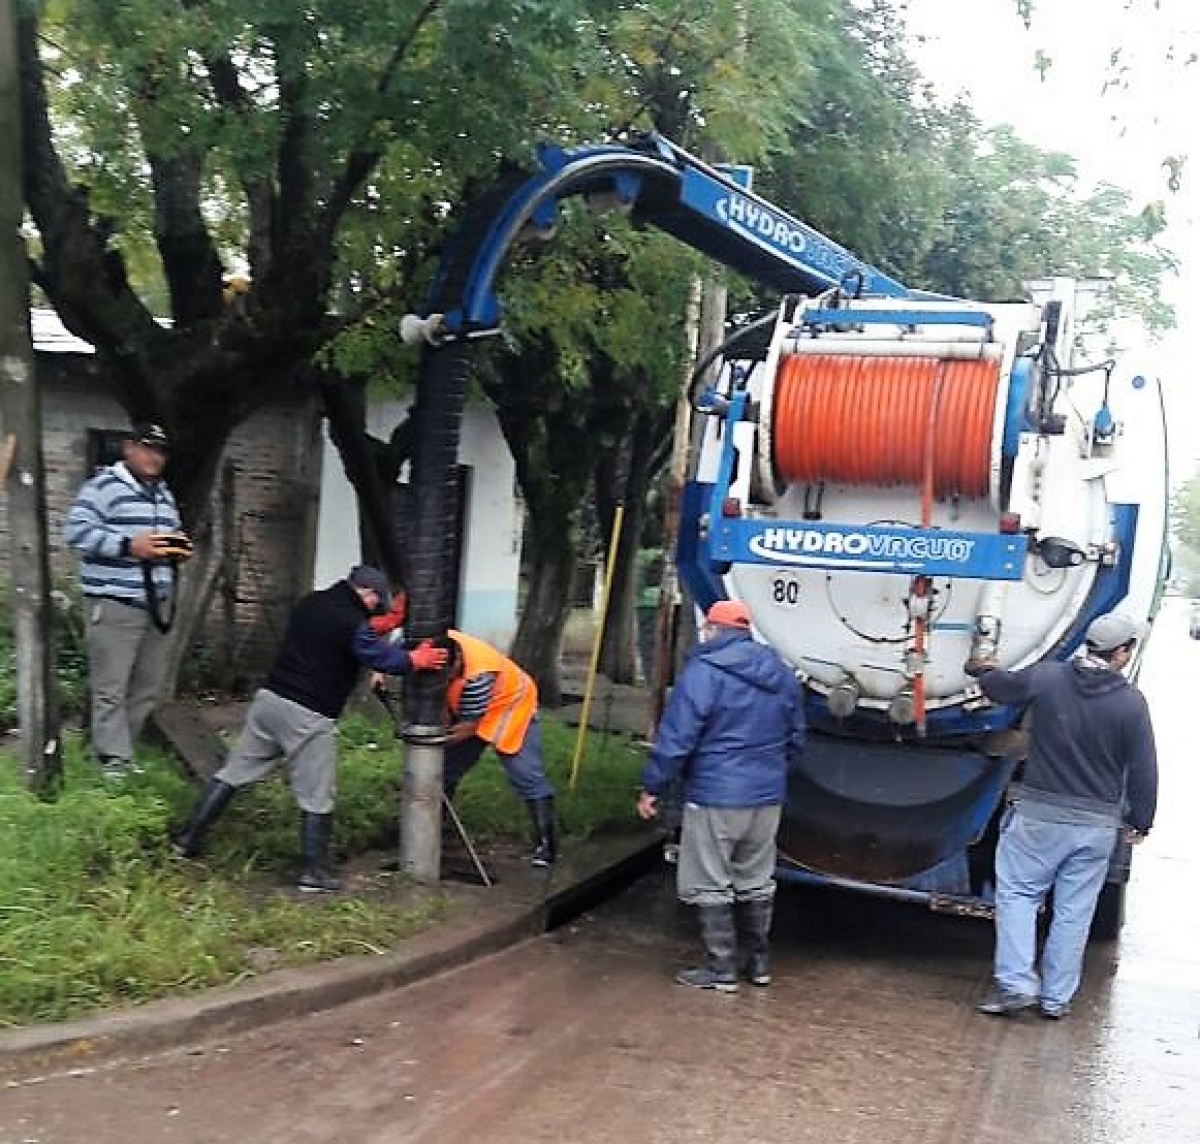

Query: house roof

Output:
[31, 308, 95, 354]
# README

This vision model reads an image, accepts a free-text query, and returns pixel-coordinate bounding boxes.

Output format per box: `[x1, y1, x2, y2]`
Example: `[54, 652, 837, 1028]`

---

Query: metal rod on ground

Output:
[569, 501, 625, 790]
[440, 793, 492, 888]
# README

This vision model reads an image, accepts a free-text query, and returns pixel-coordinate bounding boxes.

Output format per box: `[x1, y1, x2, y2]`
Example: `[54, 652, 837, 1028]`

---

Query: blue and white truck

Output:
[408, 134, 1169, 933]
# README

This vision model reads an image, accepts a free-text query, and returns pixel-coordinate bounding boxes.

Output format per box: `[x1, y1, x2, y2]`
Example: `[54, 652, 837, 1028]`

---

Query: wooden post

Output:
[0, 0, 63, 792]
[647, 274, 727, 735]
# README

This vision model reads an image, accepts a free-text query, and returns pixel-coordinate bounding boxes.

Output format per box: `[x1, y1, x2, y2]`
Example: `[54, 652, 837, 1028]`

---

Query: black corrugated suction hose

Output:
[402, 340, 473, 729]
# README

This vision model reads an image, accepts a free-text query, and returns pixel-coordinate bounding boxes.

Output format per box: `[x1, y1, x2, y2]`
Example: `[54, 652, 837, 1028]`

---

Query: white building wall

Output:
[312, 397, 523, 650]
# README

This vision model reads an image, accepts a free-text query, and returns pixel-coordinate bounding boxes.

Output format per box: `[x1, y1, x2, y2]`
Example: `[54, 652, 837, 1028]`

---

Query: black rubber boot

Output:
[736, 897, 774, 986]
[675, 904, 739, 992]
[173, 779, 236, 858]
[297, 811, 342, 893]
[526, 797, 557, 867]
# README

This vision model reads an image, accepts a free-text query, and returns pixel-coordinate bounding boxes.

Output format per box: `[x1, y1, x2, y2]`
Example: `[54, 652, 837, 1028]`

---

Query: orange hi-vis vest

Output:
[446, 630, 538, 755]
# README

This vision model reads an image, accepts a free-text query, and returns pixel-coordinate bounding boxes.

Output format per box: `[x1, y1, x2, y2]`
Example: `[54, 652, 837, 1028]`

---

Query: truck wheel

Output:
[1089, 881, 1126, 942]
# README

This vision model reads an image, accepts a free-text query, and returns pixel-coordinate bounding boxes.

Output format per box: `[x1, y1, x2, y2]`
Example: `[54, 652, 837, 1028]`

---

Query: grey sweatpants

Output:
[85, 597, 170, 763]
[676, 803, 782, 907]
[216, 689, 337, 813]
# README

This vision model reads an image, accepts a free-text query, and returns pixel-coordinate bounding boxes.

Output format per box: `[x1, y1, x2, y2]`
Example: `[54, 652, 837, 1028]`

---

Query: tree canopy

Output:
[18, 0, 1185, 694]
[1171, 467, 1200, 554]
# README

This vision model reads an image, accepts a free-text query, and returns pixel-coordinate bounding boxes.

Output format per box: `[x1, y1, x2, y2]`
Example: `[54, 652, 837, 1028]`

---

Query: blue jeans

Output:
[443, 716, 554, 801]
[993, 806, 1117, 1008]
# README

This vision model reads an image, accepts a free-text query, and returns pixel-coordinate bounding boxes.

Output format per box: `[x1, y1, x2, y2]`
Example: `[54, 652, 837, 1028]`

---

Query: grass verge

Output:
[0, 712, 645, 1027]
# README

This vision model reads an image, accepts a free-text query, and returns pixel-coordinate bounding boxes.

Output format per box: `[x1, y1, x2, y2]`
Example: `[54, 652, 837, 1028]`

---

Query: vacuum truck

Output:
[405, 134, 1169, 934]
[677, 276, 1167, 937]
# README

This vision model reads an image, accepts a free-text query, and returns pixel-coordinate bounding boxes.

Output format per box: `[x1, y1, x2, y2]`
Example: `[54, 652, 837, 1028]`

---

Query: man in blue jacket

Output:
[967, 611, 1158, 1018]
[637, 599, 805, 992]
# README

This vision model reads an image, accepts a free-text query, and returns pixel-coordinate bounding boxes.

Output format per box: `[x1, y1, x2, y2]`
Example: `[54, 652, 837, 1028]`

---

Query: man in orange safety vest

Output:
[442, 629, 556, 867]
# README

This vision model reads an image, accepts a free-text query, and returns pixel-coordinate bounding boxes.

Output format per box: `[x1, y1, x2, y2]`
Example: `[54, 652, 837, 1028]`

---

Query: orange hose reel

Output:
[770, 353, 1001, 501]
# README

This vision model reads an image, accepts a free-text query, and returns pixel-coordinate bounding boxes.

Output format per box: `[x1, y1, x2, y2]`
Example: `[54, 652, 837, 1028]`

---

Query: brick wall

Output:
[0, 354, 323, 686]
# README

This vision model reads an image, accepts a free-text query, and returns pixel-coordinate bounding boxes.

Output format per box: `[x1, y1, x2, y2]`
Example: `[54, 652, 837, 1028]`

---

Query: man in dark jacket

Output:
[173, 566, 447, 891]
[967, 611, 1158, 1018]
[637, 599, 805, 992]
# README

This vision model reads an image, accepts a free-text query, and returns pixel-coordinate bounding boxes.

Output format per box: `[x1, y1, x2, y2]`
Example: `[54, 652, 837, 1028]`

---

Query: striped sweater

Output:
[64, 462, 182, 603]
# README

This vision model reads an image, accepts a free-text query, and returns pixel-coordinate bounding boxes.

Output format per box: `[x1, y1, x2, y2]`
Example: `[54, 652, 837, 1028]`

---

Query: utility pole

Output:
[648, 266, 728, 734]
[0, 0, 63, 792]
[648, 0, 746, 721]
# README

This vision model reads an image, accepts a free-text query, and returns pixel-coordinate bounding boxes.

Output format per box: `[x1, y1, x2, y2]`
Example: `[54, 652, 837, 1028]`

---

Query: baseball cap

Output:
[128, 422, 170, 449]
[348, 564, 391, 609]
[1084, 613, 1139, 652]
[706, 600, 752, 629]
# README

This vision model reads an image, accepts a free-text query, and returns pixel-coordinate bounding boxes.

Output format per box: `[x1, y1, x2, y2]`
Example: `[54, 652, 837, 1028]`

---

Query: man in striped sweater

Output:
[64, 423, 193, 779]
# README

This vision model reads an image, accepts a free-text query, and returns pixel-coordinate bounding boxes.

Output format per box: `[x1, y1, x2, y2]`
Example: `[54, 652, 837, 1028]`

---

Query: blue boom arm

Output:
[420, 133, 916, 339]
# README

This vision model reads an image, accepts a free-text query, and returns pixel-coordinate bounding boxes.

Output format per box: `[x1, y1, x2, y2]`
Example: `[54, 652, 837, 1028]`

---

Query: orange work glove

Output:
[408, 640, 448, 673]
[368, 591, 408, 636]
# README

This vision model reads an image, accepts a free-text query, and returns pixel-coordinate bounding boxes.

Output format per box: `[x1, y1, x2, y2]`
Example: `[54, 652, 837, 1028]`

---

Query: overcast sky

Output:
[905, 0, 1200, 476]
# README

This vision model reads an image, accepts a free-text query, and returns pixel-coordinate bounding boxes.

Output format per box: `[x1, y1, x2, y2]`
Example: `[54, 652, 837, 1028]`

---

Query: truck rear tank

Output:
[677, 278, 1168, 930]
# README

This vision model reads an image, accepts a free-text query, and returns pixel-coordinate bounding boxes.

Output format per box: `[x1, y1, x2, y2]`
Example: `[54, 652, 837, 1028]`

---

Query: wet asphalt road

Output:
[2, 602, 1198, 1144]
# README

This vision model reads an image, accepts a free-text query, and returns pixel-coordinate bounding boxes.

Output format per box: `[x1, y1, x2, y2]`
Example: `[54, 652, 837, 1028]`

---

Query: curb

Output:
[0, 833, 661, 1081]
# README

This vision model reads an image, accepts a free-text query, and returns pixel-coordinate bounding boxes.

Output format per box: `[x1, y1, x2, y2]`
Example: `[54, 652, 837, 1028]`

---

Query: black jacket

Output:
[265, 581, 416, 718]
[977, 657, 1158, 832]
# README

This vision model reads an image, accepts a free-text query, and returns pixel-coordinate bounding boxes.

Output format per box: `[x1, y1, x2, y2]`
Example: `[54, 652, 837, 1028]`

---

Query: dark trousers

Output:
[443, 716, 554, 800]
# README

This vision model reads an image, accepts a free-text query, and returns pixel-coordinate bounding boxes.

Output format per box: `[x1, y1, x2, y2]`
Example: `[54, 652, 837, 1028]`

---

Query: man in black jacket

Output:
[173, 566, 446, 891]
[967, 611, 1158, 1018]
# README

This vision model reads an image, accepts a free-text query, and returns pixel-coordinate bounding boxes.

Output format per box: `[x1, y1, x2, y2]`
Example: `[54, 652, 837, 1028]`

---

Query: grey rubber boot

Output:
[297, 812, 342, 893]
[736, 897, 774, 986]
[173, 778, 236, 857]
[675, 904, 739, 992]
[526, 797, 557, 867]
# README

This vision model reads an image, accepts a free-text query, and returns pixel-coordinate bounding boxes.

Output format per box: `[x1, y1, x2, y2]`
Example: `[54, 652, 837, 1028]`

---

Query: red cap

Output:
[706, 600, 752, 629]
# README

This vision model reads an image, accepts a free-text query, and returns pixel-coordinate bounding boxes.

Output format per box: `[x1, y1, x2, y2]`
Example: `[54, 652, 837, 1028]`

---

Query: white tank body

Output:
[692, 282, 1168, 730]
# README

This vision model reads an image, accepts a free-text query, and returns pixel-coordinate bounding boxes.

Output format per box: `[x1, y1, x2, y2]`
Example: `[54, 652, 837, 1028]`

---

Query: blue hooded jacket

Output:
[640, 630, 806, 807]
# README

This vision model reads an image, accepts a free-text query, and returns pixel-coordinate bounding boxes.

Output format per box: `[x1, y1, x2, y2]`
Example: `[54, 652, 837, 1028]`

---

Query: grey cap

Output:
[1084, 612, 1139, 652]
[347, 564, 391, 609]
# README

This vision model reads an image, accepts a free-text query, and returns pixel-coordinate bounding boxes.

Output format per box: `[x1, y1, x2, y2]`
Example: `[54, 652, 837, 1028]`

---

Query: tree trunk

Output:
[512, 521, 578, 706]
[160, 531, 223, 701]
[483, 339, 597, 704]
[596, 406, 669, 684]
[316, 368, 408, 585]
[1, 0, 61, 792]
[144, 416, 241, 702]
[596, 499, 639, 684]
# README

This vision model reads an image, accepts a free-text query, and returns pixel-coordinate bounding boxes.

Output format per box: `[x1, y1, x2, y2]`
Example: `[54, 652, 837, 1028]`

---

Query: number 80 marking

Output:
[772, 578, 801, 606]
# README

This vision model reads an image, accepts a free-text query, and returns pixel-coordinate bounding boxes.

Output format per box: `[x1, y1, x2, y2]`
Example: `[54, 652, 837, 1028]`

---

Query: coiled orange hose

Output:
[771, 354, 1001, 500]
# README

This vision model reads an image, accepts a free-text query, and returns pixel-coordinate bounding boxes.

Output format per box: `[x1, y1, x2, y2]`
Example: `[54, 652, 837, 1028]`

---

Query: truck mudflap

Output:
[776, 735, 1015, 885]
